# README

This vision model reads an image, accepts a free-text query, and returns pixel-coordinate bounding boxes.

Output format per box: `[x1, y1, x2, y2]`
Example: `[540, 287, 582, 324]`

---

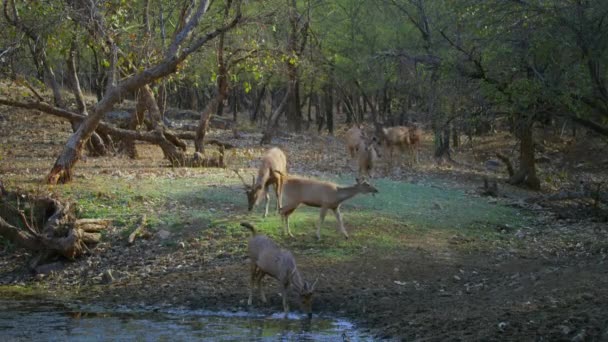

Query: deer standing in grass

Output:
[356, 136, 380, 180]
[379, 125, 422, 166]
[241, 222, 317, 319]
[272, 171, 379, 239]
[235, 147, 287, 217]
[345, 124, 365, 158]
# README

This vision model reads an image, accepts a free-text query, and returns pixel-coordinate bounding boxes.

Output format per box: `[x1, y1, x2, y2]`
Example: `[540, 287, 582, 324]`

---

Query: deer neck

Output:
[336, 185, 364, 204]
[256, 169, 269, 187]
[289, 267, 305, 293]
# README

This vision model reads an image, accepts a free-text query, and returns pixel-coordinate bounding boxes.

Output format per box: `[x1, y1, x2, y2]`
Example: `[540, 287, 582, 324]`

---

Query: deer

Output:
[344, 124, 365, 158]
[356, 136, 380, 180]
[241, 222, 317, 319]
[235, 147, 287, 218]
[271, 171, 379, 240]
[378, 125, 422, 166]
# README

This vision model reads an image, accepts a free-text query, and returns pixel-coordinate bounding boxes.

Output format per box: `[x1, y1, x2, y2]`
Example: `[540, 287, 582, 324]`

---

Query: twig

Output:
[128, 215, 147, 245]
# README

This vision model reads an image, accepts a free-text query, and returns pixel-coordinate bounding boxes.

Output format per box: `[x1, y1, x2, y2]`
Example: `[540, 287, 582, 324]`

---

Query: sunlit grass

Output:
[2, 168, 531, 260]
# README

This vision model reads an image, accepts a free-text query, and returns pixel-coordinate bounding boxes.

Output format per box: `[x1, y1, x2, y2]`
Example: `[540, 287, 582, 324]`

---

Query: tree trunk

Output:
[261, 88, 292, 144]
[508, 118, 540, 190]
[323, 82, 334, 135]
[66, 41, 108, 157]
[195, 92, 225, 153]
[250, 84, 266, 122]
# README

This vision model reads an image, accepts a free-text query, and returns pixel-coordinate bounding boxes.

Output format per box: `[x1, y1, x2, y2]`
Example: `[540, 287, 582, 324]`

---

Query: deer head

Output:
[233, 170, 262, 211]
[298, 278, 318, 319]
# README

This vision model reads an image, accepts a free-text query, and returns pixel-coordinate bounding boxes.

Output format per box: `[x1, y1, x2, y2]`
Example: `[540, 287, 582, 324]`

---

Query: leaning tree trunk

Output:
[261, 88, 292, 144]
[66, 41, 108, 157]
[195, 91, 225, 153]
[508, 118, 540, 190]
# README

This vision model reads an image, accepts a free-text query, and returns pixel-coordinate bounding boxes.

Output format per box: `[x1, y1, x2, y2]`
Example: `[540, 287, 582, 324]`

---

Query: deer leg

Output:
[316, 207, 328, 240]
[281, 206, 296, 238]
[256, 272, 267, 303]
[333, 207, 349, 239]
[263, 184, 270, 218]
[274, 181, 281, 214]
[282, 284, 289, 318]
[248, 263, 257, 306]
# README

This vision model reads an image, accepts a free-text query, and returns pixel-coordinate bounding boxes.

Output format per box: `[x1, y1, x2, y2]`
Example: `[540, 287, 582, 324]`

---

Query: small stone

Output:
[497, 322, 508, 331]
[557, 325, 571, 336]
[157, 229, 171, 240]
[101, 269, 114, 284]
[571, 330, 586, 342]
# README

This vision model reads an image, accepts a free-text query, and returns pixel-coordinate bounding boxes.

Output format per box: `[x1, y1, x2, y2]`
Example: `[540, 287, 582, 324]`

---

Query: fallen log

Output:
[0, 186, 105, 267]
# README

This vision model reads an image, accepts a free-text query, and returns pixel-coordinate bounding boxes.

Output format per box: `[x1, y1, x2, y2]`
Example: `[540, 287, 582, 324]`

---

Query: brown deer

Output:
[272, 171, 379, 239]
[235, 147, 287, 217]
[241, 222, 317, 319]
[344, 124, 365, 158]
[379, 125, 422, 166]
[356, 136, 380, 180]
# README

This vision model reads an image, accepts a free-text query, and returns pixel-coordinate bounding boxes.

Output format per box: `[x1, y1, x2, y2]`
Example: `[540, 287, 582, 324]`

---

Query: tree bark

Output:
[508, 118, 540, 190]
[66, 40, 108, 157]
[195, 91, 225, 153]
[250, 84, 267, 123]
[261, 88, 292, 144]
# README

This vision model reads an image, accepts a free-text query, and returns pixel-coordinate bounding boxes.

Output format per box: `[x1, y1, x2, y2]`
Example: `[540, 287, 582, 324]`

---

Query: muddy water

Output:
[0, 299, 373, 341]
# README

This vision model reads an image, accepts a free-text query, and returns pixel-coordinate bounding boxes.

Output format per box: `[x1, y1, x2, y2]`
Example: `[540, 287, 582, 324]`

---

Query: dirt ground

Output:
[1, 107, 608, 341]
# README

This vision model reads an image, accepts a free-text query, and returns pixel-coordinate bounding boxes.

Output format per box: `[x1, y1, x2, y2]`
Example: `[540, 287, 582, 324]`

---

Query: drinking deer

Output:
[272, 172, 379, 239]
[241, 222, 317, 319]
[235, 147, 287, 217]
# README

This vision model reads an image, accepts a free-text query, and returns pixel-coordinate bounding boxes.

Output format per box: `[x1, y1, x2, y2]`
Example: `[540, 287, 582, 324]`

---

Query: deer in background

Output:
[235, 147, 287, 217]
[241, 222, 317, 319]
[344, 124, 365, 158]
[272, 171, 379, 239]
[356, 136, 380, 180]
[378, 125, 422, 166]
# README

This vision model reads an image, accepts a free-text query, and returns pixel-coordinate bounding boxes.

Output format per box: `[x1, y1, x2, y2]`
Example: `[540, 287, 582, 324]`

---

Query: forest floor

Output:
[1, 106, 608, 341]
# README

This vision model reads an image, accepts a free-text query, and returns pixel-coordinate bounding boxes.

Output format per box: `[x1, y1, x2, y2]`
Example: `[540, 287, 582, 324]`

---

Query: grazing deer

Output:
[241, 222, 317, 319]
[272, 171, 379, 239]
[235, 147, 287, 217]
[344, 124, 365, 158]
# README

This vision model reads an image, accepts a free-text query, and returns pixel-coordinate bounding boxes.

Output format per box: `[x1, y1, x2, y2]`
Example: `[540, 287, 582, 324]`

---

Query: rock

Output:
[497, 321, 508, 332]
[157, 229, 171, 240]
[101, 269, 114, 284]
[557, 325, 572, 336]
[515, 230, 526, 239]
[485, 159, 501, 172]
[432, 202, 443, 210]
[571, 330, 586, 342]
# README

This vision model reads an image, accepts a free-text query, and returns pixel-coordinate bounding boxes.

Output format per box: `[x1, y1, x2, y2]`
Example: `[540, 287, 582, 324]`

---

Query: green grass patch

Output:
[25, 171, 529, 257]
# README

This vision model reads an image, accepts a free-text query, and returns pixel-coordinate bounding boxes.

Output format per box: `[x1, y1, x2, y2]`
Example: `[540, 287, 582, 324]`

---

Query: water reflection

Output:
[0, 300, 372, 341]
